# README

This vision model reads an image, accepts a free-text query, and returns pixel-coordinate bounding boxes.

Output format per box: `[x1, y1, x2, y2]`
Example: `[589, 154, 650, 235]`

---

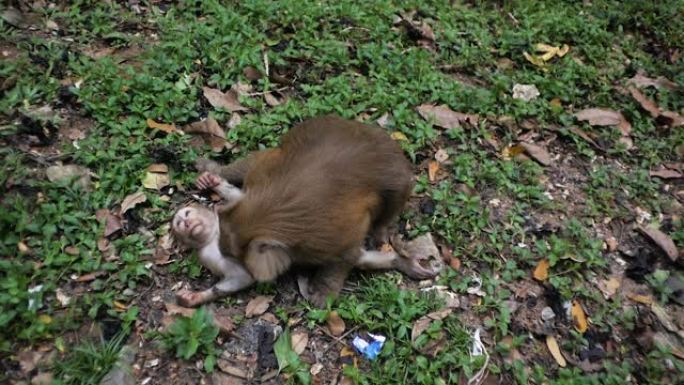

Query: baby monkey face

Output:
[172, 204, 218, 248]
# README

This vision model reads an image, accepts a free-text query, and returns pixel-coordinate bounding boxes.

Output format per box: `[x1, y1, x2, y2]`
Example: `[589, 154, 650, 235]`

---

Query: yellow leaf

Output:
[390, 131, 408, 141]
[38, 315, 52, 324]
[535, 43, 558, 53]
[546, 335, 567, 367]
[113, 300, 128, 311]
[428, 161, 439, 182]
[502, 144, 526, 160]
[539, 48, 559, 62]
[557, 44, 570, 57]
[142, 171, 170, 190]
[533, 259, 549, 281]
[523, 52, 547, 68]
[571, 301, 588, 333]
[549, 98, 562, 108]
[146, 118, 177, 134]
[628, 293, 654, 305]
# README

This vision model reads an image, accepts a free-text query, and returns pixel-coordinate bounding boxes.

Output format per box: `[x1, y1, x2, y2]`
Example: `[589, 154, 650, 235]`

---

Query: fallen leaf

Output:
[120, 191, 147, 214]
[142, 164, 170, 190]
[657, 110, 684, 127]
[243, 66, 262, 81]
[46, 164, 92, 191]
[264, 92, 281, 106]
[227, 113, 242, 129]
[428, 161, 439, 182]
[519, 143, 554, 166]
[203, 86, 248, 112]
[146, 118, 177, 134]
[434, 148, 449, 163]
[627, 87, 660, 117]
[260, 312, 280, 324]
[217, 359, 249, 379]
[650, 168, 682, 179]
[411, 309, 452, 343]
[533, 259, 550, 281]
[31, 372, 53, 385]
[184, 117, 228, 152]
[164, 302, 195, 317]
[627, 293, 654, 305]
[597, 277, 620, 299]
[96, 209, 122, 237]
[245, 295, 273, 317]
[18, 350, 44, 373]
[546, 335, 567, 367]
[211, 310, 235, 335]
[75, 271, 105, 282]
[113, 300, 128, 311]
[416, 104, 479, 129]
[571, 301, 588, 333]
[512, 84, 540, 101]
[650, 303, 678, 333]
[449, 257, 461, 270]
[627, 72, 678, 90]
[395, 12, 435, 41]
[376, 113, 390, 128]
[638, 226, 678, 262]
[327, 311, 345, 337]
[291, 332, 308, 355]
[390, 131, 408, 141]
[502, 144, 526, 160]
[574, 108, 624, 126]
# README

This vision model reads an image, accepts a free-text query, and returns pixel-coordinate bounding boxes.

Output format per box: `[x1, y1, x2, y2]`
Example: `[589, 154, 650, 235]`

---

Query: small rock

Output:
[512, 84, 540, 102]
[541, 307, 556, 321]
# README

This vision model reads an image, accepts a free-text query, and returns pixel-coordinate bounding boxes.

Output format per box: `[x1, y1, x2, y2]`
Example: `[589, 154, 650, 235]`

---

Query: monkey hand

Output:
[176, 288, 208, 307]
[196, 172, 224, 191]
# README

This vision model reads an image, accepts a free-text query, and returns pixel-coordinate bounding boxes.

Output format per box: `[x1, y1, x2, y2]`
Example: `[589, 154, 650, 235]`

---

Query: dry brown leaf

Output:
[416, 104, 479, 129]
[143, 164, 170, 190]
[571, 301, 588, 333]
[148, 164, 168, 173]
[428, 161, 439, 182]
[533, 259, 550, 281]
[164, 302, 195, 317]
[264, 92, 281, 106]
[411, 309, 452, 343]
[291, 332, 308, 355]
[184, 117, 228, 152]
[519, 143, 554, 166]
[75, 271, 105, 282]
[597, 277, 621, 299]
[120, 191, 147, 214]
[638, 226, 678, 261]
[449, 257, 461, 270]
[376, 113, 390, 128]
[434, 148, 449, 163]
[96, 209, 122, 238]
[227, 113, 242, 129]
[627, 72, 678, 90]
[243, 66, 262, 81]
[326, 311, 345, 336]
[546, 335, 567, 367]
[650, 169, 682, 179]
[211, 310, 235, 335]
[574, 108, 624, 126]
[146, 118, 177, 134]
[203, 86, 248, 112]
[657, 110, 684, 127]
[245, 295, 273, 317]
[46, 164, 92, 191]
[18, 350, 45, 373]
[627, 87, 661, 117]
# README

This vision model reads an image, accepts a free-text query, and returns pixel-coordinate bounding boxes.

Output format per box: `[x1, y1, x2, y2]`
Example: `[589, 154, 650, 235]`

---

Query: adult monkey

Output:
[173, 115, 442, 307]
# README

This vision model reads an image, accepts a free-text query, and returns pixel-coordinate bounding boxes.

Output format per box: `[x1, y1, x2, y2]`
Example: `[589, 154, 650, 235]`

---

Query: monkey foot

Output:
[175, 288, 208, 307]
[297, 275, 337, 308]
[196, 172, 223, 191]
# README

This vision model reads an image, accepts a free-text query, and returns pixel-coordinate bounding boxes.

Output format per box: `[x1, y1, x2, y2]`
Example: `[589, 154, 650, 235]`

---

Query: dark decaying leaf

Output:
[96, 208, 122, 237]
[657, 111, 684, 128]
[120, 191, 147, 214]
[638, 226, 678, 262]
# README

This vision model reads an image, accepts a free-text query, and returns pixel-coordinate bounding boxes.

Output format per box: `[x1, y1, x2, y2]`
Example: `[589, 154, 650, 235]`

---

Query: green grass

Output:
[1, 0, 683, 384]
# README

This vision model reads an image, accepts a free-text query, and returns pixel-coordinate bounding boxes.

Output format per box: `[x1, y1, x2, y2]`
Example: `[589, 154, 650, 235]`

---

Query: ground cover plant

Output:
[1, 0, 683, 384]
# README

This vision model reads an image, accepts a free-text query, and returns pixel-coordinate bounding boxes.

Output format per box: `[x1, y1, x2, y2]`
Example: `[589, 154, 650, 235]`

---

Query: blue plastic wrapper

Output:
[352, 333, 386, 360]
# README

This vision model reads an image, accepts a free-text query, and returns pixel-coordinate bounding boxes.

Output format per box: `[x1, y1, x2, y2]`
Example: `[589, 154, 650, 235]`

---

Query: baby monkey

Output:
[172, 172, 437, 307]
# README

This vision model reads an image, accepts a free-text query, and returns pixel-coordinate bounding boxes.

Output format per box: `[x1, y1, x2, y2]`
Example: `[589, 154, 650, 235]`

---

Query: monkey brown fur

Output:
[177, 115, 440, 307]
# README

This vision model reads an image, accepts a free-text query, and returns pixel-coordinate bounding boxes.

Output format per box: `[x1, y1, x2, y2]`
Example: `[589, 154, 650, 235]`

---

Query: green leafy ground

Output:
[1, 1, 683, 384]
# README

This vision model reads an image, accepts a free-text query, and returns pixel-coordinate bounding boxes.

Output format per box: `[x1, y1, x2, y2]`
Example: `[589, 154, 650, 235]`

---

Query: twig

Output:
[318, 324, 360, 354]
[244, 86, 290, 97]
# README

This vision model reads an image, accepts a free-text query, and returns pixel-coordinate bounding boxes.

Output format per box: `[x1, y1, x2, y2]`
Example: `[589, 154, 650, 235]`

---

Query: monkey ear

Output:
[244, 239, 291, 282]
